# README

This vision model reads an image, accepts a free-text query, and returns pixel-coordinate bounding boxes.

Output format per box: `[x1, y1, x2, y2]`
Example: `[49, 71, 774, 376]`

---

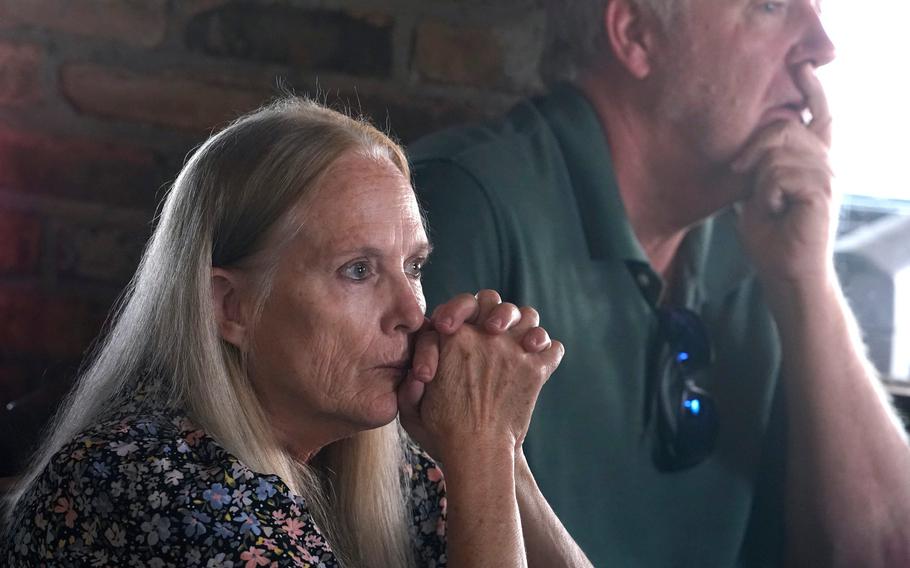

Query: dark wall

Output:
[0, 0, 552, 475]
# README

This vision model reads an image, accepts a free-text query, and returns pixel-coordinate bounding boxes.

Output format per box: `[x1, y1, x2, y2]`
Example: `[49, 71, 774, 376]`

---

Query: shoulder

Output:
[410, 94, 566, 196]
[7, 406, 338, 567]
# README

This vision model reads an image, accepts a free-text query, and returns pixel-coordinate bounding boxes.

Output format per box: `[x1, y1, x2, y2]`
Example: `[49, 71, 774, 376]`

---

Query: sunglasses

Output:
[651, 306, 718, 472]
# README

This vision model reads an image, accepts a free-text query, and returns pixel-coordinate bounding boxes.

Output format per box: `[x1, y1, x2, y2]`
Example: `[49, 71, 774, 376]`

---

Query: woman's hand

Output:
[398, 290, 564, 462]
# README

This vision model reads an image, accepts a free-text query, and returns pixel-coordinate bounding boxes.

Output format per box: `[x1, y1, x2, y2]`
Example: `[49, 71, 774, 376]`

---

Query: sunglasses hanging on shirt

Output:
[651, 306, 718, 472]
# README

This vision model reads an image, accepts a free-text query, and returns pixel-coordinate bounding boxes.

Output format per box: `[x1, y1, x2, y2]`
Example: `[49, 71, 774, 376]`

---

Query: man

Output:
[409, 0, 910, 565]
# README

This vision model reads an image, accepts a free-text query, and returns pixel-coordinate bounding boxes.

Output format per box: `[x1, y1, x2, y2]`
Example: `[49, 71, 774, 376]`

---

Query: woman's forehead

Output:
[295, 153, 426, 252]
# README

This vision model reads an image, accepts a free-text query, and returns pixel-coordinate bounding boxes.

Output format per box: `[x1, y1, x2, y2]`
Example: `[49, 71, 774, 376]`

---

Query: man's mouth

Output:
[762, 102, 808, 126]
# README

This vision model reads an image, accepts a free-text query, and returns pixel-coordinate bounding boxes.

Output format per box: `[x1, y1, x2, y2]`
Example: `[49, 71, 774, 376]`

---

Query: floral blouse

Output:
[4, 401, 447, 567]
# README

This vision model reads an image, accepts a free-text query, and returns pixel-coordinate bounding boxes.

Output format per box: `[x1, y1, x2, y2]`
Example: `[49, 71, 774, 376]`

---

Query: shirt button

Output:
[637, 273, 651, 288]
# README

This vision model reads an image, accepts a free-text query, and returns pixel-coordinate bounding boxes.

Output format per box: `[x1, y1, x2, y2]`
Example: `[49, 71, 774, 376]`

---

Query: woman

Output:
[2, 98, 587, 567]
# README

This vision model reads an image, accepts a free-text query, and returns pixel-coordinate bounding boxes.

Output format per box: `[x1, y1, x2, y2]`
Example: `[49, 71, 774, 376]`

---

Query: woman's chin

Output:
[357, 392, 401, 430]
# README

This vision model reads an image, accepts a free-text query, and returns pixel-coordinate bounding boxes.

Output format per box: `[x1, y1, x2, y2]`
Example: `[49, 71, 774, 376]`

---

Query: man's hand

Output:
[733, 62, 835, 293]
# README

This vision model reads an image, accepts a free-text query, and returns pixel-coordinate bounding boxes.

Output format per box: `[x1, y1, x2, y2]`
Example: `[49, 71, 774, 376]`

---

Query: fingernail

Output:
[416, 365, 432, 380]
[488, 318, 503, 330]
[439, 318, 453, 330]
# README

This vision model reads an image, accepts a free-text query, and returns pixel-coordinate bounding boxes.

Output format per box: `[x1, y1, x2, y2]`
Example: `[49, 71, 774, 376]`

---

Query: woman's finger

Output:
[473, 289, 503, 324]
[410, 327, 440, 382]
[520, 326, 551, 353]
[484, 302, 522, 333]
[509, 306, 541, 337]
[431, 292, 480, 334]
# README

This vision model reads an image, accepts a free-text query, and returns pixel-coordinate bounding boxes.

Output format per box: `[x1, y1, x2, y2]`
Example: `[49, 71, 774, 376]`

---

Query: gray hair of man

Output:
[5, 98, 418, 568]
[542, 0, 682, 76]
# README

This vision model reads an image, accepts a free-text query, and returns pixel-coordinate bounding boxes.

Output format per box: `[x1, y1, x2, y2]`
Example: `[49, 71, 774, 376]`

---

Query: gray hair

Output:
[7, 98, 416, 567]
[542, 0, 682, 76]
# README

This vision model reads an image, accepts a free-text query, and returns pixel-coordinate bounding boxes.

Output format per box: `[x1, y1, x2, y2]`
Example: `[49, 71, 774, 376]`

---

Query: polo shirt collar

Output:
[535, 82, 648, 264]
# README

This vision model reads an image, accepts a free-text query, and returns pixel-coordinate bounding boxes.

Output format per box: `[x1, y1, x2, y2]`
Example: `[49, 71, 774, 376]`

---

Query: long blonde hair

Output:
[6, 98, 416, 567]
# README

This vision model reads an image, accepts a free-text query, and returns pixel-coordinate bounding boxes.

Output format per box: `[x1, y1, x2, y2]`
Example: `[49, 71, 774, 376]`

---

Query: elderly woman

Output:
[2, 99, 589, 567]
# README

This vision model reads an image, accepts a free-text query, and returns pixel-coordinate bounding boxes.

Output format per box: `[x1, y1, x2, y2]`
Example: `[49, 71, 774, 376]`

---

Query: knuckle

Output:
[474, 289, 502, 303]
[519, 306, 540, 323]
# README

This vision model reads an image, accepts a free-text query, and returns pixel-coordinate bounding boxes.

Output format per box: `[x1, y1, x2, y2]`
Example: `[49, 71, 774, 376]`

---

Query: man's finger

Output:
[795, 62, 832, 146]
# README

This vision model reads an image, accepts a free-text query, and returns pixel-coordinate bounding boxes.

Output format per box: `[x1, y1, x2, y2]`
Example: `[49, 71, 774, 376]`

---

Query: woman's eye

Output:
[405, 258, 425, 278]
[341, 261, 373, 281]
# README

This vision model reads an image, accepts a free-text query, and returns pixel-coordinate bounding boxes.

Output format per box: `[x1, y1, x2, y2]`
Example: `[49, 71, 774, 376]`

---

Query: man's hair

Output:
[6, 98, 417, 567]
[542, 0, 681, 75]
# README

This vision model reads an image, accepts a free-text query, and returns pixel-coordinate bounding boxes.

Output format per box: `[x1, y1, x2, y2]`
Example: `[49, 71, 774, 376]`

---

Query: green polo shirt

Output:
[410, 83, 786, 567]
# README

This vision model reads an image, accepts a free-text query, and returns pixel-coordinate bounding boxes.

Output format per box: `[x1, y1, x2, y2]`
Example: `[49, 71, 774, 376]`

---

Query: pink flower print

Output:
[240, 546, 270, 567]
[271, 510, 287, 523]
[303, 532, 326, 549]
[282, 517, 304, 538]
[426, 467, 443, 483]
[53, 496, 77, 528]
[295, 544, 321, 564]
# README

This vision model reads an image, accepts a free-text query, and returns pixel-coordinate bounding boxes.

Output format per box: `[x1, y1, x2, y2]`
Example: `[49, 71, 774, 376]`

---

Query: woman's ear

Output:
[212, 267, 249, 349]
[605, 0, 657, 79]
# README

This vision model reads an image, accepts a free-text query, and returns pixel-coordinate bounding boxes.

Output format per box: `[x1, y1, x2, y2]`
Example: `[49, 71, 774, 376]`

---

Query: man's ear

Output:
[605, 0, 657, 79]
[212, 267, 249, 350]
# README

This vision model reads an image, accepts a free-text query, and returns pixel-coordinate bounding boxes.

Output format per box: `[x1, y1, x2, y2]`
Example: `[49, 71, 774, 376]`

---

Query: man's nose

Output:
[789, 4, 836, 69]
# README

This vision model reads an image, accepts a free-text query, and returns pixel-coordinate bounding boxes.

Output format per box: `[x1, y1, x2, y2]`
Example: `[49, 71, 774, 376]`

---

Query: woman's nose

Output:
[382, 275, 425, 335]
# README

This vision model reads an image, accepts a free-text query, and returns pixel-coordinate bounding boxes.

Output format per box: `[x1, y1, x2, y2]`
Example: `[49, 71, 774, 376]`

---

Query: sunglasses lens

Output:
[652, 308, 718, 472]
[676, 384, 718, 462]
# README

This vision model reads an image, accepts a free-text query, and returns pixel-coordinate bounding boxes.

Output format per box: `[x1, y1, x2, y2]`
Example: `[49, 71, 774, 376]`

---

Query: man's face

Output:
[649, 0, 835, 166]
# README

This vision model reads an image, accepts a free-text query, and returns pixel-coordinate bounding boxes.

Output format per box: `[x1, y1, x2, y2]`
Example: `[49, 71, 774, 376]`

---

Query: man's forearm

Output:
[766, 274, 910, 567]
[515, 452, 593, 568]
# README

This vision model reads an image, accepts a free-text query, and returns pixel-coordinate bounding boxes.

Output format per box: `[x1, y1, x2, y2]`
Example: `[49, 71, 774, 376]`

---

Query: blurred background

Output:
[0, 0, 906, 480]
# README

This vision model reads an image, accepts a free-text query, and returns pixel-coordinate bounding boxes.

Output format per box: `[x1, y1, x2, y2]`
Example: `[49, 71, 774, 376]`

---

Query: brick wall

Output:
[0, 0, 552, 474]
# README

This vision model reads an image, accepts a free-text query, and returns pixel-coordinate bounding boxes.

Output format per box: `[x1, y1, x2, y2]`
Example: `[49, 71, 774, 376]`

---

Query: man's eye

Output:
[405, 259, 425, 278]
[759, 1, 785, 13]
[342, 261, 372, 281]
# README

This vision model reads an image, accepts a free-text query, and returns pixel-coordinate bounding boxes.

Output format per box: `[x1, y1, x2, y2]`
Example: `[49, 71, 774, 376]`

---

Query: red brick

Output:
[185, 5, 393, 77]
[0, 41, 46, 106]
[55, 219, 148, 284]
[416, 21, 505, 88]
[0, 0, 167, 48]
[351, 91, 509, 144]
[0, 289, 109, 359]
[60, 63, 271, 132]
[0, 127, 160, 208]
[0, 210, 42, 275]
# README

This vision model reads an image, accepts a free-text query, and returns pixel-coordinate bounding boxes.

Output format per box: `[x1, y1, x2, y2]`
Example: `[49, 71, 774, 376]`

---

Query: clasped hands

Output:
[397, 290, 564, 464]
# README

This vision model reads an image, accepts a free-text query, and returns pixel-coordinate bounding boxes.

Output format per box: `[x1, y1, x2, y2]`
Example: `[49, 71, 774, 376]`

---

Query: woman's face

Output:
[248, 151, 429, 448]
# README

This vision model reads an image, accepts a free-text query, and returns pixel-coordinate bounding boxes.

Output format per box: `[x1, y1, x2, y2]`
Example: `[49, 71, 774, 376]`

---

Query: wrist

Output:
[759, 263, 839, 314]
[437, 435, 517, 472]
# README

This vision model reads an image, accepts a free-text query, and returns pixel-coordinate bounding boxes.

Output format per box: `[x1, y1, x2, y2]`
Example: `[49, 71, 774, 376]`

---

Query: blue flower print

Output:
[202, 483, 231, 510]
[234, 512, 261, 536]
[183, 510, 211, 538]
[255, 478, 276, 501]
